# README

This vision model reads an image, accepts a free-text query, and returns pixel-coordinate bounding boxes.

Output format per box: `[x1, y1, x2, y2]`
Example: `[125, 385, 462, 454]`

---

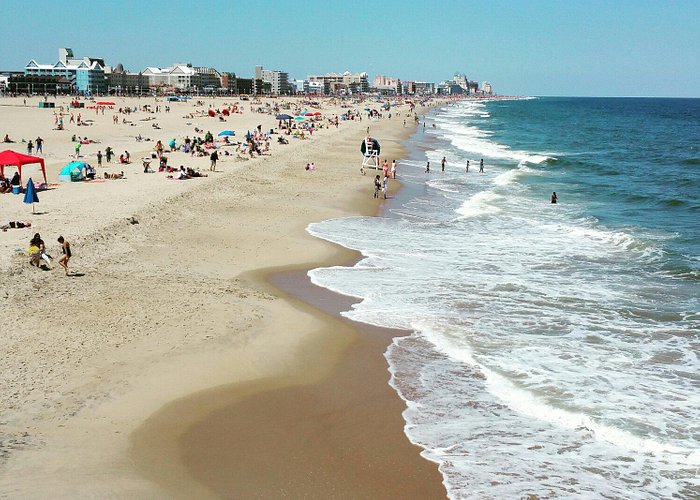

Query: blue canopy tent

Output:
[58, 161, 86, 182]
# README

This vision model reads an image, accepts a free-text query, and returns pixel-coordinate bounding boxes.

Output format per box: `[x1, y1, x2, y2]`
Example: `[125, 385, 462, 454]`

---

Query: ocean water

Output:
[307, 97, 700, 498]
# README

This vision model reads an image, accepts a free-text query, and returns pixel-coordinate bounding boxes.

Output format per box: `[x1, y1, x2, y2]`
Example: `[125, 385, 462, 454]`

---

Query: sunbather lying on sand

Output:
[104, 171, 125, 179]
[2, 221, 31, 231]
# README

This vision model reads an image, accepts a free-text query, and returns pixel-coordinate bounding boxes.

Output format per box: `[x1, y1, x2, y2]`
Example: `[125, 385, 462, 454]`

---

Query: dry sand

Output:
[0, 95, 447, 497]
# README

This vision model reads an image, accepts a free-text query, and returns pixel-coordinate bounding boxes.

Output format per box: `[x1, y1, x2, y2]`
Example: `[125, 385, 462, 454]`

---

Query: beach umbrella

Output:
[23, 178, 39, 213]
[276, 114, 292, 120]
[313, 111, 321, 116]
[304, 112, 314, 117]
[218, 130, 235, 136]
[294, 116, 305, 121]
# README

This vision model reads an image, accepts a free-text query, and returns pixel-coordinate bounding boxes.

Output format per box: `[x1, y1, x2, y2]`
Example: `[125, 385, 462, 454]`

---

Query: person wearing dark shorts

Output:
[58, 236, 72, 276]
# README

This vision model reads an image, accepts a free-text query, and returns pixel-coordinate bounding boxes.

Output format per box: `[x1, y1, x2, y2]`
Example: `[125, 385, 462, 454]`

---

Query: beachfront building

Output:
[453, 73, 470, 92]
[307, 81, 324, 94]
[293, 79, 309, 94]
[254, 66, 291, 95]
[6, 73, 72, 95]
[412, 81, 436, 95]
[482, 82, 493, 95]
[105, 63, 149, 95]
[24, 47, 107, 94]
[142, 64, 200, 91]
[219, 72, 238, 94]
[194, 66, 222, 93]
[236, 77, 254, 95]
[307, 71, 369, 95]
[373, 74, 402, 95]
[437, 81, 465, 95]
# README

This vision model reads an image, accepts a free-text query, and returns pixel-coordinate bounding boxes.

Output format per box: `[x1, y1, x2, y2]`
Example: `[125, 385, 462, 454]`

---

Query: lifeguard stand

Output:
[361, 136, 380, 170]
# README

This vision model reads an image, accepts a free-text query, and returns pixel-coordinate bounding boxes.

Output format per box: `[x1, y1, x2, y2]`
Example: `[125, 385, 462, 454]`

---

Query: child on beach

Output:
[57, 236, 71, 276]
[374, 175, 381, 198]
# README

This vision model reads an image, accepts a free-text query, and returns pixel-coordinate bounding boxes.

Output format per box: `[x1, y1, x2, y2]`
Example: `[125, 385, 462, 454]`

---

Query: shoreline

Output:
[0, 94, 450, 497]
[129, 108, 447, 498]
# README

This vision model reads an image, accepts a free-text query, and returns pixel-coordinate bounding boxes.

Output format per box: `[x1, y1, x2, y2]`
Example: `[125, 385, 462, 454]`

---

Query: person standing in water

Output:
[551, 192, 558, 204]
[479, 159, 484, 173]
[466, 160, 470, 172]
[425, 161, 430, 173]
[441, 156, 446, 172]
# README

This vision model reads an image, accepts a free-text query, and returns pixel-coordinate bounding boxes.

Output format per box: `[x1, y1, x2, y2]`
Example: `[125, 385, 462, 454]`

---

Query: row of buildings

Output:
[2, 47, 494, 97]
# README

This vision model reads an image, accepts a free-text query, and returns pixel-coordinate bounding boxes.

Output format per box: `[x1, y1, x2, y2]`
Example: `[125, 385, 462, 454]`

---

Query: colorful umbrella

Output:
[218, 130, 235, 136]
[276, 114, 293, 120]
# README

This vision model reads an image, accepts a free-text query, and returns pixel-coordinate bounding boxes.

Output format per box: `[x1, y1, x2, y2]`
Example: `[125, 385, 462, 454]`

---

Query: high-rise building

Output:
[254, 66, 291, 95]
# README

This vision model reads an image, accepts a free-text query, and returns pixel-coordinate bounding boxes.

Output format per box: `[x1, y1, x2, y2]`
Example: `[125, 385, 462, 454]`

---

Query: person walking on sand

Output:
[27, 140, 33, 155]
[57, 236, 71, 276]
[35, 136, 43, 154]
[97, 150, 102, 167]
[210, 150, 219, 171]
[374, 175, 381, 199]
[382, 175, 388, 199]
[391, 160, 397, 179]
[479, 159, 484, 173]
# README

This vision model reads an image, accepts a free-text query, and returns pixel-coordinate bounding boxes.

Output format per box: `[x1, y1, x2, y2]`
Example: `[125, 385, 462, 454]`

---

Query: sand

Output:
[0, 94, 447, 497]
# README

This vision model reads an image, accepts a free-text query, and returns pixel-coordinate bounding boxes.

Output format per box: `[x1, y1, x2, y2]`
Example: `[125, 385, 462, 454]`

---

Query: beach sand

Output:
[0, 95, 446, 497]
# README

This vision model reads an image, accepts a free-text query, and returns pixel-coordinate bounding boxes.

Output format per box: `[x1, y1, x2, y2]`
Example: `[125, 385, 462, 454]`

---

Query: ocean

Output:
[307, 97, 700, 498]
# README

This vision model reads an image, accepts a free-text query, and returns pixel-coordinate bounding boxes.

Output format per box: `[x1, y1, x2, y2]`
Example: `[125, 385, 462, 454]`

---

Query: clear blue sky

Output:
[2, 0, 698, 97]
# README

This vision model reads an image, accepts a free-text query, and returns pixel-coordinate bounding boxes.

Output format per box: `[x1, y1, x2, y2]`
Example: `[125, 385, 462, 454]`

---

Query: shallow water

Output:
[308, 98, 700, 498]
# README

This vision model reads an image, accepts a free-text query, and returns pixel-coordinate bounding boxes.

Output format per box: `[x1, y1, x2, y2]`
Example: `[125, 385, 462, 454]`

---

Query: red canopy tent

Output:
[0, 150, 47, 185]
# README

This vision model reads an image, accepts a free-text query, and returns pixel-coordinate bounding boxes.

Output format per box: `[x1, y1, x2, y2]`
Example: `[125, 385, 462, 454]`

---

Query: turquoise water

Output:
[308, 98, 700, 498]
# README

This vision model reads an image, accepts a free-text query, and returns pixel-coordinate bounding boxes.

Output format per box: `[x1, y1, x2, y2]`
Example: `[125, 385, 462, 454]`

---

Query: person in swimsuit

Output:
[551, 192, 558, 204]
[29, 233, 49, 268]
[57, 236, 71, 276]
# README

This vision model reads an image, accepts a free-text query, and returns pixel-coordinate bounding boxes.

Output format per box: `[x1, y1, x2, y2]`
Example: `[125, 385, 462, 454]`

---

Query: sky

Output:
[2, 0, 699, 97]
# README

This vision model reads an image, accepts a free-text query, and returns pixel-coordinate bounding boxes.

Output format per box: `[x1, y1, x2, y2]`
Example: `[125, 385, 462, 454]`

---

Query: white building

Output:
[255, 66, 291, 95]
[307, 71, 369, 95]
[294, 79, 309, 94]
[142, 64, 199, 90]
[24, 47, 107, 93]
